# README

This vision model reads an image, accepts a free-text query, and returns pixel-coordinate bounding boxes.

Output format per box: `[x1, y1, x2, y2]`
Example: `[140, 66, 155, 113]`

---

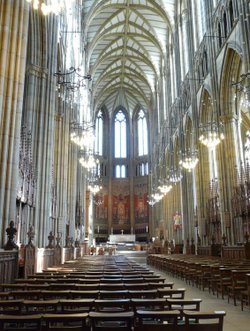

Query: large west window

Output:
[137, 109, 148, 156]
[114, 110, 127, 158]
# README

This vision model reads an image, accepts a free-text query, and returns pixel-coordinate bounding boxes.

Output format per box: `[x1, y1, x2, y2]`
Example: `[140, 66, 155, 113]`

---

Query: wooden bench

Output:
[131, 298, 167, 311]
[42, 312, 89, 331]
[0, 314, 42, 331]
[99, 290, 129, 299]
[59, 299, 94, 313]
[158, 288, 186, 299]
[22, 299, 58, 314]
[183, 310, 226, 331]
[71, 290, 99, 299]
[166, 298, 202, 317]
[128, 289, 158, 298]
[94, 299, 131, 312]
[89, 311, 134, 331]
[135, 309, 180, 330]
[0, 299, 23, 314]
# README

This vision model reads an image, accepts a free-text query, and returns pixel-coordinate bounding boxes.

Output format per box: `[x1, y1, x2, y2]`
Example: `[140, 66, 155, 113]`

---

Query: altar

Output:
[109, 234, 136, 244]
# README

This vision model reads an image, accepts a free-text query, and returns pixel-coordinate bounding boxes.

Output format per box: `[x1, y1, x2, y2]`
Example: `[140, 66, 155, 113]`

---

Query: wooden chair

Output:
[59, 299, 94, 313]
[129, 289, 158, 299]
[124, 283, 149, 290]
[240, 273, 250, 311]
[41, 290, 71, 300]
[144, 277, 165, 283]
[227, 270, 249, 305]
[71, 290, 99, 299]
[166, 298, 202, 319]
[94, 299, 131, 312]
[0, 291, 10, 300]
[42, 312, 89, 331]
[131, 298, 167, 312]
[23, 300, 58, 314]
[122, 277, 144, 283]
[158, 288, 186, 299]
[183, 310, 226, 331]
[0, 299, 23, 314]
[214, 268, 232, 299]
[10, 290, 42, 300]
[99, 283, 125, 290]
[99, 290, 129, 299]
[89, 311, 134, 331]
[77, 284, 100, 291]
[0, 314, 42, 331]
[134, 309, 180, 331]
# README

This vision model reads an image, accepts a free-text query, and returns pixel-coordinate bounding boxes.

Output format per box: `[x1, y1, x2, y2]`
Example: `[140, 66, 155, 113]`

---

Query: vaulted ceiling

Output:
[83, 0, 176, 115]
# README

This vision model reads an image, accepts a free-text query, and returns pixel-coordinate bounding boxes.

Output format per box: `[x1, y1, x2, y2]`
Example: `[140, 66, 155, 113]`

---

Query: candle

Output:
[97, 226, 99, 233]
[146, 226, 148, 233]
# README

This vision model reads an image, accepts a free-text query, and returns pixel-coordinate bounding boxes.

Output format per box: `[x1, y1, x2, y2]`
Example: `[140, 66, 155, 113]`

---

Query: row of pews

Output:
[0, 255, 226, 330]
[148, 254, 250, 310]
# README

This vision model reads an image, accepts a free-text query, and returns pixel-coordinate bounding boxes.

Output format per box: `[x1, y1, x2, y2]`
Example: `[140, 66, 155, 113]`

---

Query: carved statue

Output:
[46, 231, 55, 249]
[27, 225, 35, 246]
[4, 220, 18, 250]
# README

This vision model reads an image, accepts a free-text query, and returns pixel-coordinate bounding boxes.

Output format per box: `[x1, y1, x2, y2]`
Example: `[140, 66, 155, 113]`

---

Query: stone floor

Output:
[124, 253, 250, 331]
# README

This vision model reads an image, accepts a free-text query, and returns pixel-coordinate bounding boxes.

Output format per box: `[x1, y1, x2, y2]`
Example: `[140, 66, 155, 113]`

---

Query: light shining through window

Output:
[95, 110, 103, 156]
[114, 110, 127, 158]
[138, 109, 148, 156]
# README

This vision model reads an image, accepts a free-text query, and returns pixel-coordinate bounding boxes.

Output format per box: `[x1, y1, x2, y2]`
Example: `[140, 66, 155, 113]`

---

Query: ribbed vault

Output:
[83, 0, 175, 115]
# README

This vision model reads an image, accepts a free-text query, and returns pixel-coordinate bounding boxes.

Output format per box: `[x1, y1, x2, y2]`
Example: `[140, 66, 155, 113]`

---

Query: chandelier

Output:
[87, 172, 102, 195]
[54, 67, 91, 92]
[88, 183, 102, 194]
[168, 168, 183, 183]
[79, 150, 99, 171]
[70, 122, 95, 150]
[147, 197, 156, 206]
[147, 192, 164, 206]
[232, 72, 250, 109]
[158, 180, 173, 195]
[93, 196, 104, 206]
[25, 0, 65, 15]
[199, 121, 225, 148]
[179, 150, 199, 172]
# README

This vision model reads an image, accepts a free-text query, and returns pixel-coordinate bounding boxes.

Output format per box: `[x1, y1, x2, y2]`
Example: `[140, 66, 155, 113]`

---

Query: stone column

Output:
[0, 0, 29, 247]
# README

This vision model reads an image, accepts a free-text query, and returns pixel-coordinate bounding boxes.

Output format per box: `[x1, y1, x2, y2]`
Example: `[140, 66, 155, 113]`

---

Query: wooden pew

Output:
[42, 312, 89, 331]
[158, 288, 186, 299]
[183, 310, 226, 331]
[134, 309, 180, 330]
[89, 311, 134, 331]
[0, 299, 23, 314]
[131, 298, 167, 311]
[0, 314, 42, 331]
[94, 299, 131, 312]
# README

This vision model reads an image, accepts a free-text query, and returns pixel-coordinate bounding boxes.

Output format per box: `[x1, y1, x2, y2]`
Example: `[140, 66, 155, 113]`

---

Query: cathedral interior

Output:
[0, 1, 250, 328]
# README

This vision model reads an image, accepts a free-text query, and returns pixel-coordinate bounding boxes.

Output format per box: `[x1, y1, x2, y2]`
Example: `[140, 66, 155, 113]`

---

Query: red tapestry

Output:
[112, 193, 130, 226]
[134, 192, 148, 222]
[94, 193, 108, 220]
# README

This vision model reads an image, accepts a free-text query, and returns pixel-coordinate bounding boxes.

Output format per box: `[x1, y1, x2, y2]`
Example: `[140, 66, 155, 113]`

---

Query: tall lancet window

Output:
[114, 110, 127, 158]
[138, 109, 148, 156]
[95, 110, 103, 156]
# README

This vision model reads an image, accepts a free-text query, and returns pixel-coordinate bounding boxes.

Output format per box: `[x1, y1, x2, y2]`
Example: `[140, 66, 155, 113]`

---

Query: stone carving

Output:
[27, 225, 35, 246]
[46, 231, 55, 249]
[17, 127, 36, 207]
[4, 221, 18, 250]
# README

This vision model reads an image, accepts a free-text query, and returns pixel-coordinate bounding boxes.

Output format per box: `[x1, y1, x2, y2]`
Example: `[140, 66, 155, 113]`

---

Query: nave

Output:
[0, 253, 248, 331]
